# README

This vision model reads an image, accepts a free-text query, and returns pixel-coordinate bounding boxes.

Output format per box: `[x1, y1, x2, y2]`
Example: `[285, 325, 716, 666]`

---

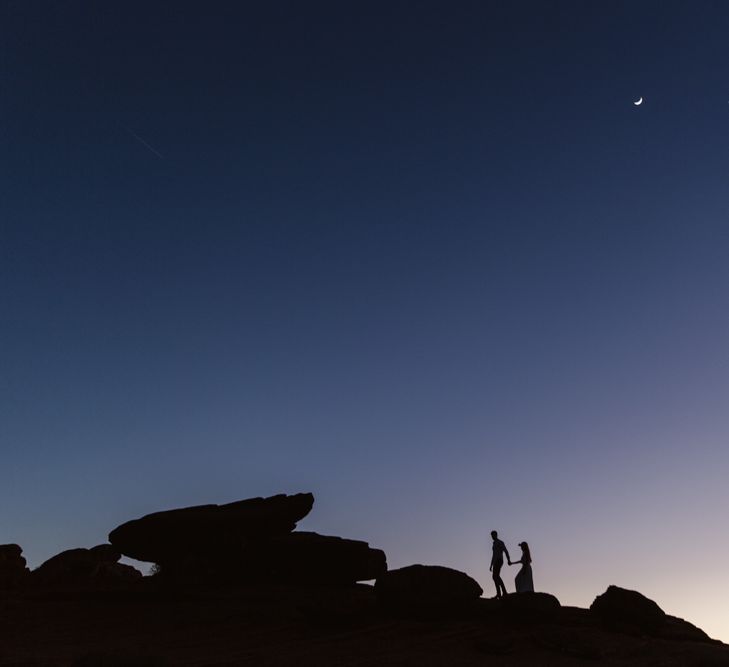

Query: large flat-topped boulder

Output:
[109, 493, 314, 563]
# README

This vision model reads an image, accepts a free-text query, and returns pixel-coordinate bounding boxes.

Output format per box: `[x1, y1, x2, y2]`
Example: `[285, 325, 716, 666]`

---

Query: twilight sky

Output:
[2, 0, 729, 640]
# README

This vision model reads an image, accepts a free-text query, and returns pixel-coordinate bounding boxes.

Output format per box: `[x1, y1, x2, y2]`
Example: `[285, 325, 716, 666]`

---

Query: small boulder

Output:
[95, 561, 144, 583]
[502, 591, 561, 622]
[33, 544, 141, 585]
[0, 543, 24, 562]
[0, 543, 29, 588]
[590, 585, 666, 635]
[375, 564, 483, 610]
[35, 545, 120, 577]
[88, 543, 122, 562]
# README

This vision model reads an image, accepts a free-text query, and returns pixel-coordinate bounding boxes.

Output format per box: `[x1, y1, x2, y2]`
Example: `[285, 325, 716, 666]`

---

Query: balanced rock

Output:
[375, 564, 483, 609]
[109, 492, 314, 564]
[590, 585, 666, 635]
[0, 543, 29, 588]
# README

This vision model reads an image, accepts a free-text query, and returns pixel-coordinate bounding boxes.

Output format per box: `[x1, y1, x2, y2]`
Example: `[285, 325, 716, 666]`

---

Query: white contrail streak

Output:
[122, 125, 164, 159]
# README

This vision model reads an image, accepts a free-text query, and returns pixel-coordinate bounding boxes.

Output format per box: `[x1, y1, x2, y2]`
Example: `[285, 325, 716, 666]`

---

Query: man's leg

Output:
[492, 561, 505, 598]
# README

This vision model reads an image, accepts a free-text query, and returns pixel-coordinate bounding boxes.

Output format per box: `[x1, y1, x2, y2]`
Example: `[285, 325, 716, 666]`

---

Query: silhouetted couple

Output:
[489, 530, 533, 598]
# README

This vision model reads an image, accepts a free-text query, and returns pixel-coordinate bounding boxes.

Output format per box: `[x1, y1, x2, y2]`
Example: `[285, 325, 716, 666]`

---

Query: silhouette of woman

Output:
[510, 541, 534, 593]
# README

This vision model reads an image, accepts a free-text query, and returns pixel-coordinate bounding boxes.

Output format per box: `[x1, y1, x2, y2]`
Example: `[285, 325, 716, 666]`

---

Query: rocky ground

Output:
[2, 493, 727, 666]
[2, 582, 728, 666]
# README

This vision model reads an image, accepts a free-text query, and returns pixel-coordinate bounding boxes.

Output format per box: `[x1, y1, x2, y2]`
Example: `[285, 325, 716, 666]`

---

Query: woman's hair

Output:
[520, 542, 531, 563]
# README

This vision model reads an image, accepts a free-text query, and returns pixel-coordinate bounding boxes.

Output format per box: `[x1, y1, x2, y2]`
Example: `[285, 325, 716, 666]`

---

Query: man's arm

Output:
[503, 544, 511, 564]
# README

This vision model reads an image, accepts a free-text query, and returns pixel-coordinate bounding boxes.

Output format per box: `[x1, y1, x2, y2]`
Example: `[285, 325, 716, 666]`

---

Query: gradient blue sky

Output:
[2, 0, 729, 639]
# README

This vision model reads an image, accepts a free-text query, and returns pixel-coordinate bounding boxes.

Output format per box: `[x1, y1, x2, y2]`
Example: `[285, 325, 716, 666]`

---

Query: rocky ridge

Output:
[1, 492, 725, 666]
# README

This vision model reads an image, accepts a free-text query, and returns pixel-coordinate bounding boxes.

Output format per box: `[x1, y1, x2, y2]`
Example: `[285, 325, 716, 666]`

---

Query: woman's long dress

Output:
[514, 562, 534, 593]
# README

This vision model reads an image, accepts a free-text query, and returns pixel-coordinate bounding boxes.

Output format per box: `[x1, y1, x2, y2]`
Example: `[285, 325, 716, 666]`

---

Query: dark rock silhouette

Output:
[4, 577, 726, 665]
[375, 564, 483, 610]
[659, 615, 712, 643]
[244, 532, 386, 584]
[0, 543, 29, 588]
[158, 531, 387, 585]
[3, 493, 726, 664]
[590, 585, 667, 635]
[502, 591, 561, 618]
[0, 543, 25, 562]
[33, 544, 142, 586]
[109, 492, 314, 563]
[109, 493, 384, 585]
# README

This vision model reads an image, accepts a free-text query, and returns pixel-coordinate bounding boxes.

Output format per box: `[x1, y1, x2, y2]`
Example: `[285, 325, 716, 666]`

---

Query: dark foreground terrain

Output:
[3, 494, 727, 666]
[2, 582, 728, 666]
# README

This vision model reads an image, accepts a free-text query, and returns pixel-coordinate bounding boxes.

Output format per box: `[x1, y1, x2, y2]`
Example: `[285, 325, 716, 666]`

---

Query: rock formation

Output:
[108, 493, 386, 585]
[1, 494, 727, 665]
[109, 492, 315, 563]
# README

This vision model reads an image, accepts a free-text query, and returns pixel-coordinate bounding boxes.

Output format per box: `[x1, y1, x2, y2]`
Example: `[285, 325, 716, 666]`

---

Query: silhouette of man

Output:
[490, 530, 510, 598]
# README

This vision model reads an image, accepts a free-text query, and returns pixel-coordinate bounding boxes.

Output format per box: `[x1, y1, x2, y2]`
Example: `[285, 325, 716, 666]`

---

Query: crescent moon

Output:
[633, 97, 643, 106]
